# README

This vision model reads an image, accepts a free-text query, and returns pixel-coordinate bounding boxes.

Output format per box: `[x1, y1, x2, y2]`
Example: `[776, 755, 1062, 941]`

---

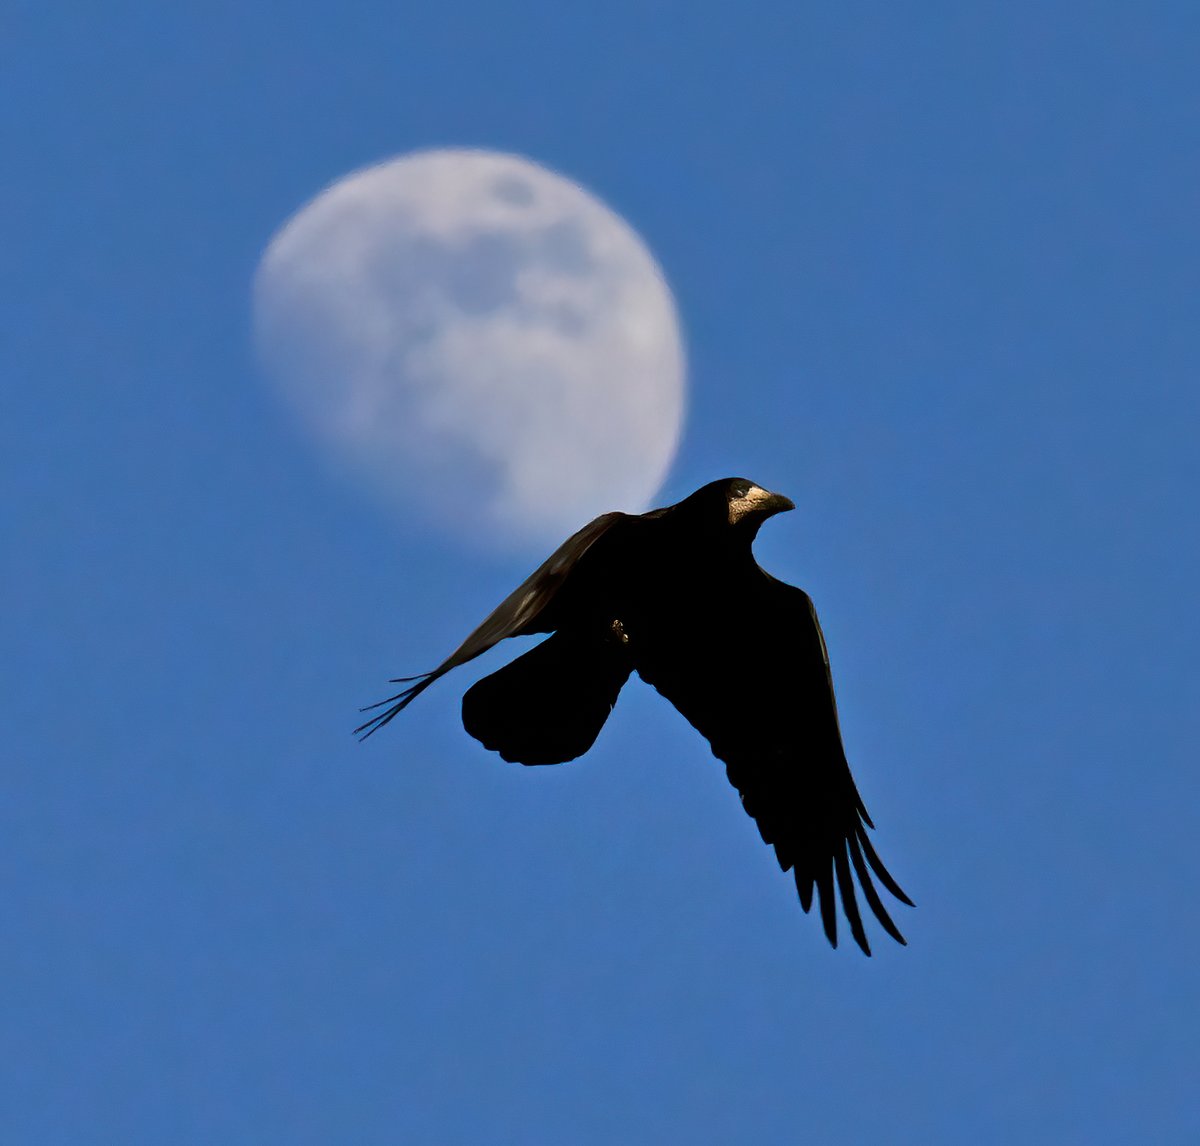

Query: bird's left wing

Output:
[355, 511, 628, 739]
[632, 570, 912, 954]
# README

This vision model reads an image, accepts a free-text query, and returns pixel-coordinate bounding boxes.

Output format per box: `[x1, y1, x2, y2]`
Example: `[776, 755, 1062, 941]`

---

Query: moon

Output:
[253, 148, 687, 549]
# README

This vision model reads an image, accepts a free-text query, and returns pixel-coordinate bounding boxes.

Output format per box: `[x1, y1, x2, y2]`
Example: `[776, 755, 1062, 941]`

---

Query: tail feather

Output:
[462, 627, 633, 764]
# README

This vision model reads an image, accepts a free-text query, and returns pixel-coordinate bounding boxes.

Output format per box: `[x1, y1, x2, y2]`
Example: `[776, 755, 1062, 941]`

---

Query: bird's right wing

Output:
[355, 511, 628, 739]
[632, 570, 912, 954]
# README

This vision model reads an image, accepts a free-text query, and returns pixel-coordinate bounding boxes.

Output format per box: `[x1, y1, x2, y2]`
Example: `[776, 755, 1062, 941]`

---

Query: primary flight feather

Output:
[358, 478, 912, 954]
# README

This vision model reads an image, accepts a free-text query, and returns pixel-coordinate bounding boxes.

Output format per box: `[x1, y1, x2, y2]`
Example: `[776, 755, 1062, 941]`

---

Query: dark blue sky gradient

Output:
[4, 3, 1198, 1142]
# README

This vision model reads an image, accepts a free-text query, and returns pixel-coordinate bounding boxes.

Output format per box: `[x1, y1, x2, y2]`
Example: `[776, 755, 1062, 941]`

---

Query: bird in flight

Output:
[358, 478, 912, 954]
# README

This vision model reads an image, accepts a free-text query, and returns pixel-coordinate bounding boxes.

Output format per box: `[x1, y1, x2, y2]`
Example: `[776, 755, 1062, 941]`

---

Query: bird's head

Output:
[723, 477, 795, 530]
[681, 477, 795, 539]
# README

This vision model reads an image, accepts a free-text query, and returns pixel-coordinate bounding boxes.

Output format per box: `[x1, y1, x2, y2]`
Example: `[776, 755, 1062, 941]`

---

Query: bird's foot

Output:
[609, 618, 630, 646]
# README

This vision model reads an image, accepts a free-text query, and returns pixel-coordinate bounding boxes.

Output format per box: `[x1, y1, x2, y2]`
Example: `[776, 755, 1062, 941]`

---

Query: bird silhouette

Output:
[358, 478, 912, 954]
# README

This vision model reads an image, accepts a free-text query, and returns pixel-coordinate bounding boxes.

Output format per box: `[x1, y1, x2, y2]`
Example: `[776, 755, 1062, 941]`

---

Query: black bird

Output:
[358, 478, 912, 954]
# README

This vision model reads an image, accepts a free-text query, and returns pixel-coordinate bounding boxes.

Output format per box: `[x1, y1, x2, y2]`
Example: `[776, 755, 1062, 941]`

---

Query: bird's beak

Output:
[729, 484, 796, 528]
[759, 490, 795, 517]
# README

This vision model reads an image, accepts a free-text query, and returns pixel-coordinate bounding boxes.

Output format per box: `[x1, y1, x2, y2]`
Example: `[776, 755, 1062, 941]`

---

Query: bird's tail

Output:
[462, 627, 633, 765]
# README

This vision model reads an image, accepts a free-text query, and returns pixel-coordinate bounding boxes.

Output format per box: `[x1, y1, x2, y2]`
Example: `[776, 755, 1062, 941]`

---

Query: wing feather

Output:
[633, 569, 911, 954]
[356, 511, 627, 738]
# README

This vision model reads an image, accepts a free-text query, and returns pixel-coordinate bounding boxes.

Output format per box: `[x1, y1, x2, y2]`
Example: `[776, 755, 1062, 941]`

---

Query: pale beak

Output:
[758, 490, 795, 517]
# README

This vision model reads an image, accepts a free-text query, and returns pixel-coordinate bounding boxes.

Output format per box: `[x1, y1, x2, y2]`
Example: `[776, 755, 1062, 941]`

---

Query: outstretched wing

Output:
[355, 511, 628, 739]
[632, 570, 912, 955]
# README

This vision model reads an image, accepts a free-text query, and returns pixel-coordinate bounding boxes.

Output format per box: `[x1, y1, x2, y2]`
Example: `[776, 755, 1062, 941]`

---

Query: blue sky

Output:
[4, 3, 1198, 1143]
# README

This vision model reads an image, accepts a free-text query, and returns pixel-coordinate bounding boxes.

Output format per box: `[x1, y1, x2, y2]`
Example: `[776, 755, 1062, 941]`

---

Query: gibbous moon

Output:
[253, 148, 686, 548]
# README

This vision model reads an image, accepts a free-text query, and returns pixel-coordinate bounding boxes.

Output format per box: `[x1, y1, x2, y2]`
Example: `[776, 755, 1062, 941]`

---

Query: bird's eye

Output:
[730, 482, 750, 499]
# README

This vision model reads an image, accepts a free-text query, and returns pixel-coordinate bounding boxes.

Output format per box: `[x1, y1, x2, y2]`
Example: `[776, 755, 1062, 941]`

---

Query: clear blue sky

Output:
[4, 3, 1198, 1143]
